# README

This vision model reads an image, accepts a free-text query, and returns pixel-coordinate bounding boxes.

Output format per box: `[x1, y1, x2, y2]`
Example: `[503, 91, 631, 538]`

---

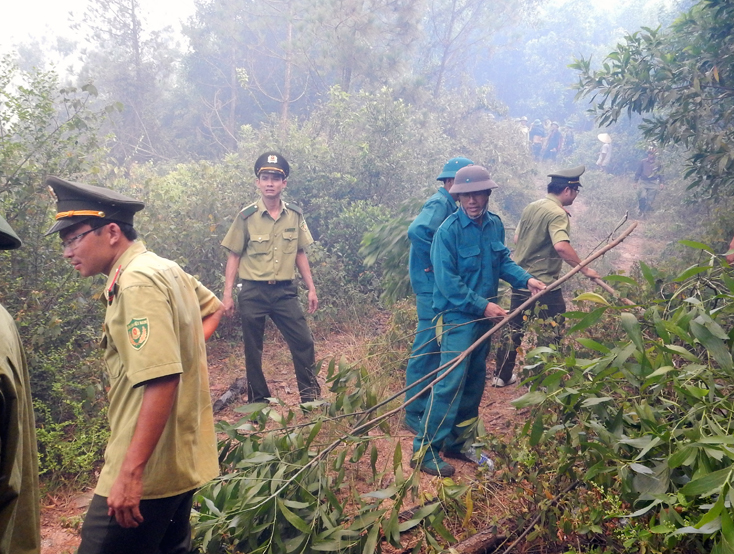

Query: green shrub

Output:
[506, 244, 734, 552]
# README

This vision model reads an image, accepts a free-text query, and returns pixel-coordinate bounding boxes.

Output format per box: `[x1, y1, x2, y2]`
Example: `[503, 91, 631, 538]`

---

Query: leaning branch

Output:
[230, 223, 638, 513]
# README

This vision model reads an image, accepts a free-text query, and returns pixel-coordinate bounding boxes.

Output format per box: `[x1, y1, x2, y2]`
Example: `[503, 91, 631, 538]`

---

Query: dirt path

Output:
[40, 319, 530, 553]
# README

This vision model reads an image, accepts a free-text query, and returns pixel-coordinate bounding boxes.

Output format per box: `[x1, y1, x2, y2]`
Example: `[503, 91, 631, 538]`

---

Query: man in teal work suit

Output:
[412, 165, 545, 476]
[403, 156, 473, 434]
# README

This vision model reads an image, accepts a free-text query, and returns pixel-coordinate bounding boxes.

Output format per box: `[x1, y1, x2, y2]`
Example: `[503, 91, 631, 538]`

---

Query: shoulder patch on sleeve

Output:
[239, 203, 258, 220]
[127, 317, 150, 350]
[285, 202, 303, 215]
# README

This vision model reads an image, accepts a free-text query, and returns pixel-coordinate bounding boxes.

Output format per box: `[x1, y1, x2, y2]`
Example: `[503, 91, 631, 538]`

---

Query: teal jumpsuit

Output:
[413, 207, 531, 464]
[404, 187, 457, 430]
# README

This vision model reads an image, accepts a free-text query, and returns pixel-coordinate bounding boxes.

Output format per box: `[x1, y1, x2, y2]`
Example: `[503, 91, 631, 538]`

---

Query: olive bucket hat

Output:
[451, 165, 498, 194]
[436, 157, 474, 181]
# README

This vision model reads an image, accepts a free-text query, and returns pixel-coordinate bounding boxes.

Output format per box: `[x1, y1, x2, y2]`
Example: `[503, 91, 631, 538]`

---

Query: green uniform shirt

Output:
[0, 305, 41, 554]
[513, 195, 571, 285]
[96, 242, 221, 499]
[221, 198, 314, 281]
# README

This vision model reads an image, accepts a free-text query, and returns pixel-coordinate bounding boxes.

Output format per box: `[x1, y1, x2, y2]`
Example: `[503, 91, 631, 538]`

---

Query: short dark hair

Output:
[92, 220, 138, 241]
[548, 182, 578, 195]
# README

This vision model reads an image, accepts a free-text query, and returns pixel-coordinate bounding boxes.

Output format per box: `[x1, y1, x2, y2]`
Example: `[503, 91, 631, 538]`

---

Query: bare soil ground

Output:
[40, 213, 649, 552]
[40, 315, 530, 553]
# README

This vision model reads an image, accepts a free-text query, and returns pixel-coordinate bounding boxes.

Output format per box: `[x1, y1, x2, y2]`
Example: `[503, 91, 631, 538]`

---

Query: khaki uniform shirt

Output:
[0, 306, 40, 554]
[97, 242, 221, 499]
[513, 195, 571, 285]
[221, 198, 313, 281]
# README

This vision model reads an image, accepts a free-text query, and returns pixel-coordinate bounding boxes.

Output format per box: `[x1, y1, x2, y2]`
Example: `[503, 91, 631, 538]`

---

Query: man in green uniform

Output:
[221, 152, 320, 404]
[634, 147, 664, 216]
[45, 176, 222, 554]
[0, 215, 41, 554]
[494, 166, 601, 386]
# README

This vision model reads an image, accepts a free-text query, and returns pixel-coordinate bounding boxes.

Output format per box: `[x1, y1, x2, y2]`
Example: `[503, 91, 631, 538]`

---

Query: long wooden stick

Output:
[349, 221, 639, 435]
[592, 277, 636, 306]
[235, 223, 639, 514]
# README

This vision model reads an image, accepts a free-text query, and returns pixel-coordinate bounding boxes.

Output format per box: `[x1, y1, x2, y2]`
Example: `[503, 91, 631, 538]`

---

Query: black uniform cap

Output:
[254, 152, 289, 178]
[45, 176, 145, 235]
[548, 166, 585, 188]
[0, 214, 21, 250]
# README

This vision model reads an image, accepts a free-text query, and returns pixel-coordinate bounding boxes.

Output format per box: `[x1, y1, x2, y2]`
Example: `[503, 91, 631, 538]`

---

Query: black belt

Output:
[242, 279, 292, 286]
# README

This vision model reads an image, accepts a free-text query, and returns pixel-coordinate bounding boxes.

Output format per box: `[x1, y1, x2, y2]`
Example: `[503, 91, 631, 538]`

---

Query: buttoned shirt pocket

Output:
[458, 245, 481, 273]
[248, 233, 271, 255]
[282, 229, 298, 253]
[101, 330, 124, 381]
[490, 241, 508, 271]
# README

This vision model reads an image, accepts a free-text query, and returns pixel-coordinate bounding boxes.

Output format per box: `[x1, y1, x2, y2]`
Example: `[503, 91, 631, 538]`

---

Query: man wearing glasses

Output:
[493, 166, 601, 387]
[45, 176, 223, 554]
[412, 165, 545, 477]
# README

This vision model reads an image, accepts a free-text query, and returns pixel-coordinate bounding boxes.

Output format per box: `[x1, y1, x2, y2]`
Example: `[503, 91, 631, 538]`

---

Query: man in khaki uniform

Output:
[0, 215, 41, 554]
[222, 152, 320, 404]
[494, 166, 600, 386]
[45, 176, 222, 554]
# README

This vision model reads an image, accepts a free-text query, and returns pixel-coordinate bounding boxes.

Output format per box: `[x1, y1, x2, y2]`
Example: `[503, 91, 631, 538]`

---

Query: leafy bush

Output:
[193, 358, 464, 554]
[506, 243, 734, 552]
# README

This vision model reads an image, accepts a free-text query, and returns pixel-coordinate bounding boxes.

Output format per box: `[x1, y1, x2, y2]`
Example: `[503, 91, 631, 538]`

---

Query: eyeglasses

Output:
[458, 190, 491, 199]
[60, 228, 96, 251]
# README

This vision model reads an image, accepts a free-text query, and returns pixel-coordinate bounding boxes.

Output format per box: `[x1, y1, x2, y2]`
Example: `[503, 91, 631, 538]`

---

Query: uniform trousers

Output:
[413, 315, 491, 462]
[637, 181, 659, 213]
[77, 490, 194, 554]
[403, 293, 441, 430]
[494, 288, 566, 382]
[238, 280, 320, 403]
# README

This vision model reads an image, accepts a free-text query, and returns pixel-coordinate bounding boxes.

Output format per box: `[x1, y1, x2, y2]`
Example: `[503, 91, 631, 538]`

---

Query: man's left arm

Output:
[106, 374, 179, 528]
[296, 250, 318, 314]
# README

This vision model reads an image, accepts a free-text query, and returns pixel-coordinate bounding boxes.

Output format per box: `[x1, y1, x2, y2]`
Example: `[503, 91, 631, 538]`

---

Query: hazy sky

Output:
[0, 0, 196, 52]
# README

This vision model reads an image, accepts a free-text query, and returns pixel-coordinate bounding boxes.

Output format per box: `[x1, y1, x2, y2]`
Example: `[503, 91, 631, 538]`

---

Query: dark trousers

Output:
[413, 316, 491, 460]
[638, 183, 659, 213]
[403, 293, 441, 429]
[494, 288, 566, 382]
[238, 281, 320, 403]
[77, 490, 194, 554]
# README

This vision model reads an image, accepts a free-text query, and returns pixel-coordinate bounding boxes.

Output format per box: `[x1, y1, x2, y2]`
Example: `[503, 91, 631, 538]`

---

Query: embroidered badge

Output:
[268, 154, 278, 163]
[127, 318, 149, 350]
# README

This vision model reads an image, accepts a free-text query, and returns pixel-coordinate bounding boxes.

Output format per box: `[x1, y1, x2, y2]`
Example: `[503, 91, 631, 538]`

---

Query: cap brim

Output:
[0, 217, 21, 250]
[45, 216, 92, 236]
[258, 169, 286, 177]
[452, 179, 498, 194]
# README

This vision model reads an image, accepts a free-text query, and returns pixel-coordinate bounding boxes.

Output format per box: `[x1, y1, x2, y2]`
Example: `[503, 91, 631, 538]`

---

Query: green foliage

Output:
[506, 244, 734, 551]
[572, 0, 734, 197]
[0, 59, 115, 485]
[193, 358, 466, 553]
[360, 203, 417, 304]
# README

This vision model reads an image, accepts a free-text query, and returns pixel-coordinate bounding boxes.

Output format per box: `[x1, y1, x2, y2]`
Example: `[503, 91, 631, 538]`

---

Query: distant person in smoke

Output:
[529, 119, 545, 161]
[634, 147, 664, 216]
[518, 116, 529, 146]
[562, 124, 575, 157]
[542, 122, 562, 161]
[596, 133, 612, 172]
